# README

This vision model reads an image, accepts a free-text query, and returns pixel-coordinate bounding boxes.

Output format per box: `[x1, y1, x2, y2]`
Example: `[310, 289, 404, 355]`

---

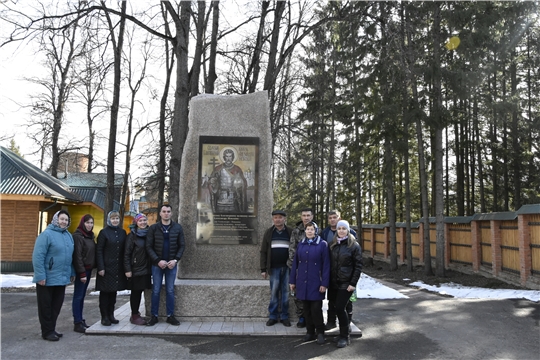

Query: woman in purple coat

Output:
[289, 221, 330, 345]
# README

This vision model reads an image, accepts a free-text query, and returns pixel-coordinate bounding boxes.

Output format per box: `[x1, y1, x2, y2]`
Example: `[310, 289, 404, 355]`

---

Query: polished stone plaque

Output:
[197, 136, 258, 244]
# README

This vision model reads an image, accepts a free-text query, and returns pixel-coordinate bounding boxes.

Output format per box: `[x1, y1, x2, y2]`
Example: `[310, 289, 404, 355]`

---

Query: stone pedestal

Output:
[145, 279, 297, 321]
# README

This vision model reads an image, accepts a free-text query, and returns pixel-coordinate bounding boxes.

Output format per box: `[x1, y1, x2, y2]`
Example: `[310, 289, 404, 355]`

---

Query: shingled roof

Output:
[0, 146, 82, 202]
[59, 172, 124, 188]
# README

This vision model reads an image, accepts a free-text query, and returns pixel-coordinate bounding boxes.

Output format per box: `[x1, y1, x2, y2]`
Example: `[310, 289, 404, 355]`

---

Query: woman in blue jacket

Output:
[32, 210, 75, 341]
[289, 221, 330, 345]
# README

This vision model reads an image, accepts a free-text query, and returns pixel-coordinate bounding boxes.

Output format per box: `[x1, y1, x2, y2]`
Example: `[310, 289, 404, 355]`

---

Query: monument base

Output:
[145, 279, 297, 322]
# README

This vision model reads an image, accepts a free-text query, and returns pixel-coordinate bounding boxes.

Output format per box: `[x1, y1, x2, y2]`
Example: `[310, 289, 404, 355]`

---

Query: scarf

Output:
[134, 227, 149, 237]
[337, 236, 348, 244]
[77, 214, 94, 238]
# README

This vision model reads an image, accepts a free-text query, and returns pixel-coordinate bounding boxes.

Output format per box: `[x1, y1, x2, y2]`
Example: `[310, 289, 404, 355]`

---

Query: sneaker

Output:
[147, 315, 159, 326]
[296, 317, 306, 328]
[281, 319, 291, 327]
[266, 319, 278, 326]
[317, 333, 326, 345]
[324, 322, 337, 330]
[166, 315, 180, 326]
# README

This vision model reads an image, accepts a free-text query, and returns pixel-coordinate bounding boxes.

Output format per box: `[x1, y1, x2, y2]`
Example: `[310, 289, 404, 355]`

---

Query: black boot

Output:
[337, 336, 350, 348]
[101, 316, 111, 326]
[109, 312, 119, 324]
[74, 322, 86, 333]
[109, 303, 119, 324]
[100, 305, 111, 326]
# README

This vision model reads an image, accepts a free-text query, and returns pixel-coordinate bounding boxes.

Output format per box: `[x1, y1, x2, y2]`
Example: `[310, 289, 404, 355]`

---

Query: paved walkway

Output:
[85, 298, 362, 337]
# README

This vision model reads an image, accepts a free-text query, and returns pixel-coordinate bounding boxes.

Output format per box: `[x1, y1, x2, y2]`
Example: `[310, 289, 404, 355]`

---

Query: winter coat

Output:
[32, 224, 75, 286]
[260, 225, 294, 274]
[290, 236, 330, 301]
[96, 226, 128, 292]
[146, 222, 185, 265]
[329, 238, 363, 290]
[124, 230, 151, 277]
[72, 228, 96, 278]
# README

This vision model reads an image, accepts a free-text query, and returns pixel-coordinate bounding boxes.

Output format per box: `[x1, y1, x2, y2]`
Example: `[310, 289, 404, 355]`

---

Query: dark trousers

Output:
[302, 300, 324, 335]
[99, 291, 117, 318]
[130, 289, 144, 315]
[36, 284, 66, 337]
[327, 288, 353, 324]
[328, 288, 352, 338]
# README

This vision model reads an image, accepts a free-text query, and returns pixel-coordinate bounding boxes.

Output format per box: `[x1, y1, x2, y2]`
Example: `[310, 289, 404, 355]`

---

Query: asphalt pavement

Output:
[1, 279, 539, 360]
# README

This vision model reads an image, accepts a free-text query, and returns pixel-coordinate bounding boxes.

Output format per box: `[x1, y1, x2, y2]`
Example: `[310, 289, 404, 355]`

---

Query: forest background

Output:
[1, 1, 539, 272]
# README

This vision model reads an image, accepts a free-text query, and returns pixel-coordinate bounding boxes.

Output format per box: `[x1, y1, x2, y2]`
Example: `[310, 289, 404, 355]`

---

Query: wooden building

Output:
[0, 146, 133, 272]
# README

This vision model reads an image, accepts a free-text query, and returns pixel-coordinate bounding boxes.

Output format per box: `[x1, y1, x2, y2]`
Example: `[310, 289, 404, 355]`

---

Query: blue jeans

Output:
[151, 265, 177, 317]
[72, 268, 92, 324]
[268, 266, 289, 320]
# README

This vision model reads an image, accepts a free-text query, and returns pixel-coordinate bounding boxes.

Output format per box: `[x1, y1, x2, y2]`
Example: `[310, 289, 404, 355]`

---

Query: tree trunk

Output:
[204, 1, 219, 94]
[103, 0, 126, 226]
[432, 1, 445, 277]
[164, 2, 191, 222]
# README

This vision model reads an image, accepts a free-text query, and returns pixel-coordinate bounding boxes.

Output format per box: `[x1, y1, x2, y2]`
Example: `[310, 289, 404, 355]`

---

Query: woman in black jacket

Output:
[96, 211, 128, 326]
[124, 214, 152, 325]
[328, 220, 362, 348]
[71, 214, 96, 333]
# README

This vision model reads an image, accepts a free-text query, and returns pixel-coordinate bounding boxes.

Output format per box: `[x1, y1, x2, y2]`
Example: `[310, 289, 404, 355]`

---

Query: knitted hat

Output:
[133, 213, 147, 225]
[336, 220, 350, 232]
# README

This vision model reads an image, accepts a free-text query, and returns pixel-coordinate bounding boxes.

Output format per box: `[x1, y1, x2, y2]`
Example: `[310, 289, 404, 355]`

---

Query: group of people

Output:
[260, 209, 363, 348]
[32, 204, 360, 346]
[31, 205, 185, 341]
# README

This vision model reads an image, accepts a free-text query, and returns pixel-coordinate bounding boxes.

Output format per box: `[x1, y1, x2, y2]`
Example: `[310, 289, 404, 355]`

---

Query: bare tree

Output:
[72, 14, 111, 173]
[103, 0, 127, 225]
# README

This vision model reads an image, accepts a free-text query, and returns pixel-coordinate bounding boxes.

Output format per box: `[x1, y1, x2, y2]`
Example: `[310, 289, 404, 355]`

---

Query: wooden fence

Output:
[356, 204, 540, 289]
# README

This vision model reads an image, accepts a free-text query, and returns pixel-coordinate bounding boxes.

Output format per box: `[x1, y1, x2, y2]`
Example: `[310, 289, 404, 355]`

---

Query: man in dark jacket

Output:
[145, 204, 185, 326]
[260, 210, 294, 327]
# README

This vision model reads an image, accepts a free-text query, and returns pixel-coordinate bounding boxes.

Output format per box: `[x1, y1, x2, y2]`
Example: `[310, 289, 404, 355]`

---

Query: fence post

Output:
[444, 222, 451, 268]
[399, 227, 406, 263]
[471, 220, 481, 272]
[371, 228, 376, 257]
[518, 214, 532, 286]
[491, 220, 502, 277]
[383, 226, 389, 258]
[419, 222, 425, 264]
